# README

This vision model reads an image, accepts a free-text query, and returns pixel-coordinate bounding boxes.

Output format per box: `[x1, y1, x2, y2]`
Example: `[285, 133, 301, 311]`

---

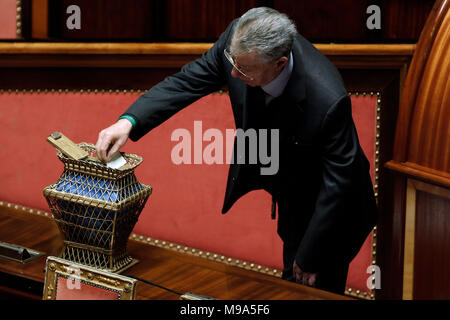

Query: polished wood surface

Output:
[384, 0, 450, 300]
[0, 203, 350, 300]
[386, 0, 450, 188]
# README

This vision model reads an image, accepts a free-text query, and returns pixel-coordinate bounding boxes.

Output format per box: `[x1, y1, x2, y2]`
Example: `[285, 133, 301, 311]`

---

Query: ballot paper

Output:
[106, 152, 127, 169]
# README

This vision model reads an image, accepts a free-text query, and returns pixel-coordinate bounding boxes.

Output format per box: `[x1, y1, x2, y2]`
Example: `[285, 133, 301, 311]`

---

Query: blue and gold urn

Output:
[43, 143, 152, 273]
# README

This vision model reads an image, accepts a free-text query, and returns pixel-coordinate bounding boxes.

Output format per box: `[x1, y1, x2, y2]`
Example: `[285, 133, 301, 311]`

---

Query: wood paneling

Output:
[274, 0, 368, 42]
[385, 0, 449, 187]
[383, 0, 436, 41]
[164, 0, 257, 41]
[17, 0, 434, 42]
[414, 189, 450, 299]
[48, 0, 161, 40]
[402, 180, 450, 300]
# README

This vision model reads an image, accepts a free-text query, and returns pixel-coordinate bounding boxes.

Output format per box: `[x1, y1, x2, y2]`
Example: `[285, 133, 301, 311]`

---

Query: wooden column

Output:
[385, 0, 450, 300]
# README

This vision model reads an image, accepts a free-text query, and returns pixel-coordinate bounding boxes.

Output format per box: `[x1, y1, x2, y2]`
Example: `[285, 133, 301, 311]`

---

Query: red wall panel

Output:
[0, 0, 18, 39]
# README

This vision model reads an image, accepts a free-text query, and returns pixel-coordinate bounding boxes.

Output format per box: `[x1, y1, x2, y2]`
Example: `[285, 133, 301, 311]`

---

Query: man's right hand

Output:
[95, 118, 133, 163]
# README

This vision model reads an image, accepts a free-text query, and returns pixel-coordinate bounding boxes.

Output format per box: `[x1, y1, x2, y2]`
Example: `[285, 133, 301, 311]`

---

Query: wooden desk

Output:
[0, 203, 350, 300]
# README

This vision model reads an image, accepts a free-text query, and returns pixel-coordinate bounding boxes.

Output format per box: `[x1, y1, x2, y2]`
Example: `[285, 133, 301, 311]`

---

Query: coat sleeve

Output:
[294, 94, 374, 272]
[122, 21, 236, 141]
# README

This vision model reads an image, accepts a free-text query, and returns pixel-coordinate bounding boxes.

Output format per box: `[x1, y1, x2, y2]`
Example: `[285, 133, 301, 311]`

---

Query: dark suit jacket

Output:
[122, 20, 378, 272]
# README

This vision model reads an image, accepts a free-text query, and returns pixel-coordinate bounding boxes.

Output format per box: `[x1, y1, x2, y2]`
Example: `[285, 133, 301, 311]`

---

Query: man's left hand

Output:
[293, 261, 318, 287]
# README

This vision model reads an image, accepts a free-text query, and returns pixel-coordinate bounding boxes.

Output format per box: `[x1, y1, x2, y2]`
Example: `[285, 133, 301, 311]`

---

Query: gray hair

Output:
[231, 7, 297, 62]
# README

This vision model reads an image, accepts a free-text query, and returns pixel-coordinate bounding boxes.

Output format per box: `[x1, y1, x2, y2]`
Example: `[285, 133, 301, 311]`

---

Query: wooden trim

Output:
[385, 161, 450, 188]
[0, 43, 415, 69]
[413, 180, 450, 200]
[0, 42, 415, 55]
[403, 179, 417, 300]
[0, 42, 213, 55]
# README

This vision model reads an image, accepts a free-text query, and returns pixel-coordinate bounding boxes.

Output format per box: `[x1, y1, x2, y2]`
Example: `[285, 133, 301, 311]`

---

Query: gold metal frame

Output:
[43, 256, 137, 300]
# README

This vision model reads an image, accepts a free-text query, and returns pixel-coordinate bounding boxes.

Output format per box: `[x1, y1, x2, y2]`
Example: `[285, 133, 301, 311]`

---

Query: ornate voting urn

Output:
[43, 139, 152, 273]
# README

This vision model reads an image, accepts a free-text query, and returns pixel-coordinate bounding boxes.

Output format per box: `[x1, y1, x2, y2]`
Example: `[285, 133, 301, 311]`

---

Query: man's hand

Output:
[293, 260, 318, 287]
[95, 119, 133, 163]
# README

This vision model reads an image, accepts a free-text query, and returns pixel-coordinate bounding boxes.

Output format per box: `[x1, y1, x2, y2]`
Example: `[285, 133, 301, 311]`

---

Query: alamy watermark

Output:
[366, 5, 381, 30]
[171, 121, 279, 176]
[66, 5, 81, 30]
[366, 264, 381, 290]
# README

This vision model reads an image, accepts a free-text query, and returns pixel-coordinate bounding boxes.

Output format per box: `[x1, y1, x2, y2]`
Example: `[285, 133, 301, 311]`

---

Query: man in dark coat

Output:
[96, 7, 378, 295]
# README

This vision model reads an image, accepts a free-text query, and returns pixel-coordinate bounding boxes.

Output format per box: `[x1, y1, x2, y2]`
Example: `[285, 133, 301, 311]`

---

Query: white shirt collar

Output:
[261, 51, 293, 97]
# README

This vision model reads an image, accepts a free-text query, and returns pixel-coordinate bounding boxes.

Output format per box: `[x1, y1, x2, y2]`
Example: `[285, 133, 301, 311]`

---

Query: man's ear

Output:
[275, 56, 289, 70]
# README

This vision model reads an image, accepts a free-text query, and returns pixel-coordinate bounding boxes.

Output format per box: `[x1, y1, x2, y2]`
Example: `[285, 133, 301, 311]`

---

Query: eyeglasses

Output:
[224, 48, 254, 81]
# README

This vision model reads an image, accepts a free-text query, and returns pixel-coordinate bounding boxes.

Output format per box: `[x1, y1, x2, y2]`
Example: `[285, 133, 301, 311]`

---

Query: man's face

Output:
[228, 50, 288, 87]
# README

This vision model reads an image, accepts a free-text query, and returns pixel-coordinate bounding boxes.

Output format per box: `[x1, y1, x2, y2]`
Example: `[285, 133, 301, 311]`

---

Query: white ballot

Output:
[107, 152, 127, 169]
